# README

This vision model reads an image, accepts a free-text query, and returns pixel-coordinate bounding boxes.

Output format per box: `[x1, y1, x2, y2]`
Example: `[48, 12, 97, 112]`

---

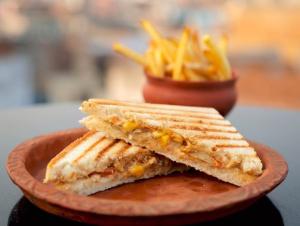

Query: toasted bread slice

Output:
[80, 99, 263, 186]
[44, 131, 187, 195]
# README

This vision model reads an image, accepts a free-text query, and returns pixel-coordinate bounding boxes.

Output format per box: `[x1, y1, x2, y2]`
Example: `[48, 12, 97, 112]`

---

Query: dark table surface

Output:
[1, 103, 299, 226]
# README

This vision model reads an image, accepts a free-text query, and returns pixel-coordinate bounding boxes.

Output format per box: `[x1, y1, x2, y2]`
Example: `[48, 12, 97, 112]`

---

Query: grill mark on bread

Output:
[48, 131, 97, 168]
[114, 142, 131, 157]
[212, 145, 250, 152]
[141, 115, 232, 126]
[95, 139, 118, 160]
[194, 135, 244, 140]
[88, 98, 218, 114]
[159, 118, 231, 126]
[215, 144, 250, 148]
[73, 136, 106, 163]
[139, 118, 237, 133]
[171, 128, 242, 139]
[96, 141, 133, 170]
[122, 108, 223, 120]
[166, 124, 237, 133]
[140, 117, 234, 130]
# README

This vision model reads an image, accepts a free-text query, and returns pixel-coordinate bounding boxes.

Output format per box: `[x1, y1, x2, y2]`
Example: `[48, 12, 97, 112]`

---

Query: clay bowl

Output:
[6, 128, 288, 226]
[143, 72, 238, 116]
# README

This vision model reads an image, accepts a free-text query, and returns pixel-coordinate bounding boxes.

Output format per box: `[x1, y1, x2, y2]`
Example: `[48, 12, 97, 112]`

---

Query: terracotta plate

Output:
[6, 128, 288, 226]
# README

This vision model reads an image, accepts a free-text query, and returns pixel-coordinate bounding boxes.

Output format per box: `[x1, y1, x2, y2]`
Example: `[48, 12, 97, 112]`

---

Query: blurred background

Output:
[0, 0, 299, 109]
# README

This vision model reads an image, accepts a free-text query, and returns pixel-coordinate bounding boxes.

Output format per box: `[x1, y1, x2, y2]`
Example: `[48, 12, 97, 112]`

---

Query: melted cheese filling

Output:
[108, 118, 262, 176]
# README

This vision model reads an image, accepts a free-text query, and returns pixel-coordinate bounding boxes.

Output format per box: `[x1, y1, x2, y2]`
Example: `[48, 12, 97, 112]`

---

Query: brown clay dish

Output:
[143, 72, 238, 116]
[6, 128, 288, 226]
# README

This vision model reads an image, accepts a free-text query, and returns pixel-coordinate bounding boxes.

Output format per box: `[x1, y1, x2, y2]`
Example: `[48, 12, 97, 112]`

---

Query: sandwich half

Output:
[80, 99, 263, 186]
[44, 131, 187, 195]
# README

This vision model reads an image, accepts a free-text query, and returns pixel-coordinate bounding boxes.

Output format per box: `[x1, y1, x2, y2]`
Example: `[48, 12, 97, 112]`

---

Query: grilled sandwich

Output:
[44, 131, 187, 195]
[80, 99, 263, 186]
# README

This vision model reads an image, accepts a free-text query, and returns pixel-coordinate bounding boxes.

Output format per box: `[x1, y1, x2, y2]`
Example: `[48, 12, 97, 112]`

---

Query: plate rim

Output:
[6, 128, 288, 217]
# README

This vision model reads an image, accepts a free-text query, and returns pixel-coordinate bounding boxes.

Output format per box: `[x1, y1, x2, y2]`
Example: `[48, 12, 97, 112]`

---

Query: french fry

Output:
[165, 63, 173, 72]
[203, 35, 231, 80]
[113, 43, 146, 66]
[183, 28, 194, 62]
[145, 49, 162, 77]
[183, 62, 216, 80]
[196, 65, 218, 80]
[185, 62, 215, 76]
[154, 48, 164, 77]
[203, 49, 222, 80]
[147, 42, 164, 77]
[206, 65, 218, 76]
[140, 20, 161, 42]
[140, 20, 173, 64]
[184, 27, 201, 62]
[168, 37, 179, 47]
[184, 67, 206, 81]
[167, 62, 214, 78]
[186, 45, 196, 62]
[191, 30, 202, 60]
[163, 39, 177, 61]
[173, 28, 189, 80]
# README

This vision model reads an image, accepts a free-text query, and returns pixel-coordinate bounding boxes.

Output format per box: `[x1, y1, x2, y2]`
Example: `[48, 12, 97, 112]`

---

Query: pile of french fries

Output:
[113, 20, 231, 81]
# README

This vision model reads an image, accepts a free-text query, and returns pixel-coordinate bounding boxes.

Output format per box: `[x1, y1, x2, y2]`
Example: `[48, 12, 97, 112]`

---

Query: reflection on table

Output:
[8, 196, 283, 226]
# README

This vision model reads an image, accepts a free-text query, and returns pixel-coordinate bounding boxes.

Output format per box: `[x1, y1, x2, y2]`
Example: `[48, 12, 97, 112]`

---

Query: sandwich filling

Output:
[82, 116, 262, 177]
